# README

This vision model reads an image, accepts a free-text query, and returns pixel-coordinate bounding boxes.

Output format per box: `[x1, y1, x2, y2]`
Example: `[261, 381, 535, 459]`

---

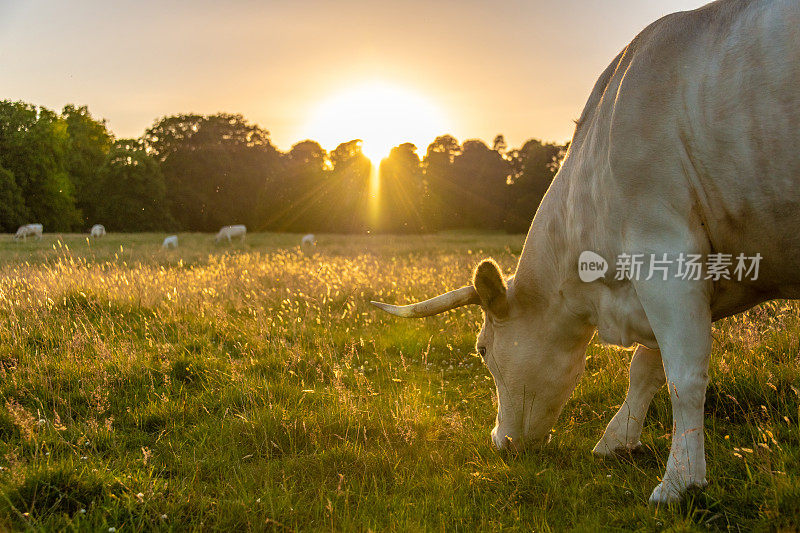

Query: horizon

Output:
[1, 0, 709, 154]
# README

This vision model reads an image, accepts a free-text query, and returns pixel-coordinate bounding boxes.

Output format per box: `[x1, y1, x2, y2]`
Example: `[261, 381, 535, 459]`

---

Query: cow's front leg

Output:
[651, 349, 710, 504]
[634, 276, 712, 504]
[593, 345, 664, 455]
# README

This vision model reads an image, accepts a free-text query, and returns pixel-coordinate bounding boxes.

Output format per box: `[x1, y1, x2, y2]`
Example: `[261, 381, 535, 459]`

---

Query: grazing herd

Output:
[7, 224, 293, 250]
[10, 225, 322, 254]
[12, 224, 320, 257]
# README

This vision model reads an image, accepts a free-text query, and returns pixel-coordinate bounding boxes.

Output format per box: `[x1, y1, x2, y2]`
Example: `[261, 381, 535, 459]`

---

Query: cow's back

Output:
[588, 0, 800, 302]
[684, 0, 800, 279]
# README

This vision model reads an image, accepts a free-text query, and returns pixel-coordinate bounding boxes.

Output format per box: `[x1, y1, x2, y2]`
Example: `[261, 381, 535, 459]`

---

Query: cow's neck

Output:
[514, 154, 600, 300]
[513, 150, 657, 350]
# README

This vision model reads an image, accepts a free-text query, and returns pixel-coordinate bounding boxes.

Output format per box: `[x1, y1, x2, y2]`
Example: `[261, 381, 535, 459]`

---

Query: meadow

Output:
[0, 232, 798, 531]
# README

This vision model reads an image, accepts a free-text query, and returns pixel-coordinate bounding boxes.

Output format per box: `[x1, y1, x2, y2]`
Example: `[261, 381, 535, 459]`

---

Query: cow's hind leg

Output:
[593, 345, 664, 455]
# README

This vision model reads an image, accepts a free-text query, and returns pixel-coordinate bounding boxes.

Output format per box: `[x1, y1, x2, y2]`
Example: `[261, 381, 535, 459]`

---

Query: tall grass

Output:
[0, 232, 797, 530]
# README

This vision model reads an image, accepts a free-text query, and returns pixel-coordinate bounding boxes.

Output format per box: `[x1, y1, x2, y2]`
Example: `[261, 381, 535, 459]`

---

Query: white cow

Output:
[372, 0, 800, 504]
[301, 234, 316, 249]
[214, 225, 246, 244]
[162, 235, 178, 249]
[90, 224, 106, 238]
[13, 223, 43, 241]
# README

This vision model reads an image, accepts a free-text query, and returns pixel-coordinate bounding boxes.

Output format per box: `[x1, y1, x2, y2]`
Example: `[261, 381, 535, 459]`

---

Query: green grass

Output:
[0, 231, 798, 530]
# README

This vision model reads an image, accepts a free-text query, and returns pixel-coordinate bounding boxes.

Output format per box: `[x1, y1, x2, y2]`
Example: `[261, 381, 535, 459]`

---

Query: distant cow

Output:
[13, 224, 43, 241]
[90, 224, 106, 238]
[162, 235, 178, 249]
[301, 234, 316, 247]
[215, 225, 246, 243]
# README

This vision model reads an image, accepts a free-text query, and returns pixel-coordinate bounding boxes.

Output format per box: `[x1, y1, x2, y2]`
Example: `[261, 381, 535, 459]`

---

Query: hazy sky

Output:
[0, 0, 709, 152]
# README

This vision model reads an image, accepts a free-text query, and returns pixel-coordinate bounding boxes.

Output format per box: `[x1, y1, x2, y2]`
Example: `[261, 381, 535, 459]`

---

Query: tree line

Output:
[0, 100, 566, 234]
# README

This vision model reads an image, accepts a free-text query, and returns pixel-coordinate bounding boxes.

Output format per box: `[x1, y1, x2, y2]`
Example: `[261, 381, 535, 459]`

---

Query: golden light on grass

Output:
[1, 233, 799, 528]
[301, 81, 450, 162]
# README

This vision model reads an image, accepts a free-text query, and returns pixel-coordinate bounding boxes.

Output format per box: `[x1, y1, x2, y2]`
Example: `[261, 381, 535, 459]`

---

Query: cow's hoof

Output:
[648, 479, 707, 505]
[592, 438, 642, 457]
[648, 482, 683, 505]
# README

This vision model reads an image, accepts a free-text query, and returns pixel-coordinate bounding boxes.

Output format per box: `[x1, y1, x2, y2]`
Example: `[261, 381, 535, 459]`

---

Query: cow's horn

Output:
[371, 286, 480, 318]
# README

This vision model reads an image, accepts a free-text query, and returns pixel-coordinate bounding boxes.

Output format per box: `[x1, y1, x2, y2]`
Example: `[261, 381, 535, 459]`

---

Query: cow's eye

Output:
[478, 346, 487, 359]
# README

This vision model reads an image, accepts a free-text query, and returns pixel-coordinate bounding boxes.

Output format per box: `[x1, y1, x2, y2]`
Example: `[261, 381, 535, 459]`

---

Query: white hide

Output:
[14, 224, 43, 241]
[215, 225, 247, 243]
[90, 224, 106, 238]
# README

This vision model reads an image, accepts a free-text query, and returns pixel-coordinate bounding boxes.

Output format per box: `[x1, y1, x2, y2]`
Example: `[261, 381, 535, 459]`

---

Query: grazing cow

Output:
[162, 235, 178, 249]
[372, 0, 800, 504]
[215, 225, 246, 244]
[13, 224, 43, 241]
[90, 224, 106, 238]
[301, 234, 316, 251]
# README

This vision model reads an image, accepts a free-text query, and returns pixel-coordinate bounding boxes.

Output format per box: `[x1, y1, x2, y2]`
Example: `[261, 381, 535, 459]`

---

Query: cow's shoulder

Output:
[575, 0, 751, 140]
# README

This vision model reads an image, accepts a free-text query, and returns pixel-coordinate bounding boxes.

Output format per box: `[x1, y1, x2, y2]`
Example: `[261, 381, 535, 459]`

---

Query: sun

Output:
[300, 81, 450, 162]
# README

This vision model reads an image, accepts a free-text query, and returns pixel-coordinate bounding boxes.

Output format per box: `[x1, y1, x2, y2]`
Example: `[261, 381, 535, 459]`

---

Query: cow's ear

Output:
[473, 259, 509, 318]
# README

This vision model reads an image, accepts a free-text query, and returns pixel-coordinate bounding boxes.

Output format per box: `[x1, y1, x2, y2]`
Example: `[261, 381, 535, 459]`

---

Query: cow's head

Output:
[372, 259, 590, 452]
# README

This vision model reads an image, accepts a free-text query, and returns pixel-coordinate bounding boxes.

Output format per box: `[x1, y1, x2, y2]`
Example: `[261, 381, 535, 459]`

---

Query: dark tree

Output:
[492, 134, 507, 155]
[450, 139, 511, 230]
[0, 165, 27, 230]
[144, 113, 282, 231]
[259, 140, 328, 232]
[326, 140, 371, 233]
[94, 139, 173, 231]
[62, 104, 113, 227]
[422, 135, 462, 230]
[504, 139, 566, 232]
[376, 142, 425, 233]
[0, 100, 81, 231]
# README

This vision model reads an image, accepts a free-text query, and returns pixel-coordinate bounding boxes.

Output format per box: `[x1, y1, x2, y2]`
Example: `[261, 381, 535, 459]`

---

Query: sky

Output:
[0, 0, 709, 154]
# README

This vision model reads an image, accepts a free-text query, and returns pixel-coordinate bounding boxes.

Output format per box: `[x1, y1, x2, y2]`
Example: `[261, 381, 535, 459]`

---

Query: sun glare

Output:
[301, 82, 450, 162]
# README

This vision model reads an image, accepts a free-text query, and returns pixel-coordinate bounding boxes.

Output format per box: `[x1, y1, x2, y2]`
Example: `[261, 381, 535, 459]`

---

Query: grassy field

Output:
[0, 232, 798, 531]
